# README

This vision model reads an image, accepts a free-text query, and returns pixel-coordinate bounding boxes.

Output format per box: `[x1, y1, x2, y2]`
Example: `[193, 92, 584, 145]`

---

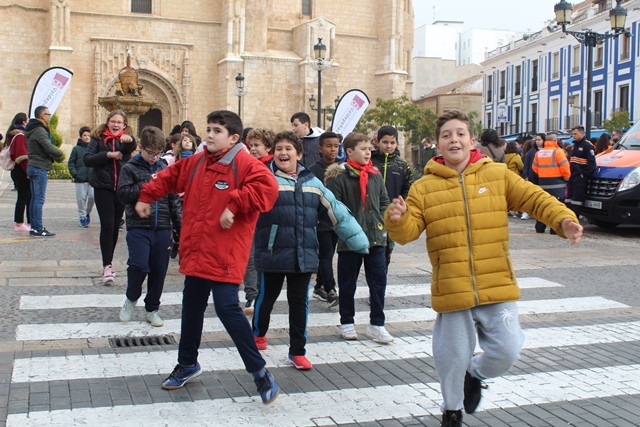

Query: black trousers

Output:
[253, 272, 311, 356]
[11, 166, 30, 224]
[94, 188, 125, 266]
[314, 230, 338, 292]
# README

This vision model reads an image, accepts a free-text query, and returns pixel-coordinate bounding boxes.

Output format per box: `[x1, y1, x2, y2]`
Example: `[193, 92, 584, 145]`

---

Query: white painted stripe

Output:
[15, 296, 627, 341]
[12, 320, 640, 383]
[7, 364, 640, 426]
[18, 277, 562, 310]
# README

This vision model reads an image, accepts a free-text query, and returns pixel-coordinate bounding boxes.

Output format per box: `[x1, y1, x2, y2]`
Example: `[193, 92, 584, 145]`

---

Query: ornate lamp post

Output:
[234, 73, 247, 118]
[309, 94, 341, 129]
[308, 38, 333, 128]
[554, 0, 630, 139]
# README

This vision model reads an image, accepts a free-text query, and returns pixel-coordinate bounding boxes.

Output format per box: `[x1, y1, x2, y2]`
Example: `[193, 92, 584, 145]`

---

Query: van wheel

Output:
[592, 219, 619, 228]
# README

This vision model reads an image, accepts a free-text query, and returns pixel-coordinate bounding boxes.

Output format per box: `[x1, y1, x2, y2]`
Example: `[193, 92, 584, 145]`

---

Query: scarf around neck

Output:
[102, 129, 125, 149]
[207, 146, 232, 164]
[346, 158, 379, 209]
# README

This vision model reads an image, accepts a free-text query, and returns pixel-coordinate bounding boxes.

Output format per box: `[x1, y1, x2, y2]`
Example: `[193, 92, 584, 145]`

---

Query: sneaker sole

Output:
[362, 331, 393, 344]
[327, 299, 338, 308]
[340, 333, 358, 340]
[243, 307, 254, 315]
[287, 359, 312, 370]
[263, 387, 280, 405]
[146, 320, 164, 327]
[103, 279, 115, 286]
[312, 294, 328, 302]
[161, 370, 202, 390]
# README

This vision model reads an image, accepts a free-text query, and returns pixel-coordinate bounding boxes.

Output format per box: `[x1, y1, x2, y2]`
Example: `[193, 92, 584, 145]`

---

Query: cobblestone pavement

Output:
[1, 178, 640, 426]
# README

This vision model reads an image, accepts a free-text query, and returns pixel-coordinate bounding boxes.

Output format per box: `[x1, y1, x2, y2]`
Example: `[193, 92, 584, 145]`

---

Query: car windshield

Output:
[618, 124, 640, 150]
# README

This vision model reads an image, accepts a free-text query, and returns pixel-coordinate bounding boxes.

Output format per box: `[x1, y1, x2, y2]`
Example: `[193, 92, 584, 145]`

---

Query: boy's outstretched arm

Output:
[561, 218, 584, 245]
[388, 196, 407, 222]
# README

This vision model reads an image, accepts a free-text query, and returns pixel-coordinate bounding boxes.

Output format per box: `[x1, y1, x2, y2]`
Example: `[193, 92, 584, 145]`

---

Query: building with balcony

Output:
[481, 0, 639, 136]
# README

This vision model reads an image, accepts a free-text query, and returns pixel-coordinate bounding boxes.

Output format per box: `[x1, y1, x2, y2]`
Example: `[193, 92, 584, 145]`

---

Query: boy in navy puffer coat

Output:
[252, 131, 368, 371]
[116, 126, 182, 328]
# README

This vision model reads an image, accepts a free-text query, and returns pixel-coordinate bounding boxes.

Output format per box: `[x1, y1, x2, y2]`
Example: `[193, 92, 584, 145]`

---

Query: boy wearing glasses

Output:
[116, 126, 182, 327]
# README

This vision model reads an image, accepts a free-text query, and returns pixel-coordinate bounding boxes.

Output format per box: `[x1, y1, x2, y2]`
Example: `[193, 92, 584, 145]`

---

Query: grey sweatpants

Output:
[433, 301, 525, 411]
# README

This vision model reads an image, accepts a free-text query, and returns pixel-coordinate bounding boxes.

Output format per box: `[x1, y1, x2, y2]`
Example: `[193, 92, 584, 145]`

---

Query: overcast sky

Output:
[413, 0, 562, 32]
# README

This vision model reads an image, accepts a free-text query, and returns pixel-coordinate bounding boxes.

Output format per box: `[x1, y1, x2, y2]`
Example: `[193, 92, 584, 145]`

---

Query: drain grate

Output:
[109, 335, 176, 348]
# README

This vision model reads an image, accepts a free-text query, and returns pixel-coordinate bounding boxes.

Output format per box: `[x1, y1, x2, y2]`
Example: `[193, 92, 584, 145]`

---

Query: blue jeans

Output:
[27, 165, 48, 232]
[177, 276, 266, 373]
[337, 246, 387, 326]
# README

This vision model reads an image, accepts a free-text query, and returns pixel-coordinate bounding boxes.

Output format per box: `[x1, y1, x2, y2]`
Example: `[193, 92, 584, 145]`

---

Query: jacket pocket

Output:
[433, 257, 441, 294]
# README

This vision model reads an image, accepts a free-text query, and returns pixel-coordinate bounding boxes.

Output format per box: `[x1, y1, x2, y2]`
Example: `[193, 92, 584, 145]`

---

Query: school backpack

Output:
[0, 138, 15, 171]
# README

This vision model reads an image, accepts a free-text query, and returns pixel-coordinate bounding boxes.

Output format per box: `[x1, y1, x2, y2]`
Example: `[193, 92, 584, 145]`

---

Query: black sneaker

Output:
[30, 228, 56, 237]
[441, 410, 463, 427]
[243, 299, 254, 315]
[463, 371, 486, 414]
[312, 288, 328, 301]
[327, 290, 338, 308]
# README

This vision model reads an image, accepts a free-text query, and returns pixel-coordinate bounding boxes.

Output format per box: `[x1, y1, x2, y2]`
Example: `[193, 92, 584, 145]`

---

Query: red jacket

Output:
[138, 144, 278, 284]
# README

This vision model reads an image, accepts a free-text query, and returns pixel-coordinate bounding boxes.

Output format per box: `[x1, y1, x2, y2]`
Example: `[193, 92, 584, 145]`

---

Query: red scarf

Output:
[260, 154, 273, 164]
[102, 129, 125, 149]
[207, 147, 232, 164]
[346, 159, 379, 210]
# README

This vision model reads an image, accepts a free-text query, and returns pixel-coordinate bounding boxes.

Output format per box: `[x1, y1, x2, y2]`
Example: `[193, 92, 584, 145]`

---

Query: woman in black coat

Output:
[84, 109, 136, 285]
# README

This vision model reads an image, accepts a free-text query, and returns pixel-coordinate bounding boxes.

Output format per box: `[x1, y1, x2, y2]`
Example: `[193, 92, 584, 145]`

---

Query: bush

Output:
[48, 162, 72, 179]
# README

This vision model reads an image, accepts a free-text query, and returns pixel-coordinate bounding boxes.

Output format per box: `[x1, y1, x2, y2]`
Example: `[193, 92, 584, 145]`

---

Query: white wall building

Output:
[413, 21, 462, 59]
[458, 28, 524, 66]
[481, 0, 640, 137]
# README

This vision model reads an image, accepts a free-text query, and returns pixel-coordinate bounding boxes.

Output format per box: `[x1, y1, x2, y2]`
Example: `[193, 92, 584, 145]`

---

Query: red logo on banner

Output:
[351, 95, 365, 109]
[53, 73, 69, 89]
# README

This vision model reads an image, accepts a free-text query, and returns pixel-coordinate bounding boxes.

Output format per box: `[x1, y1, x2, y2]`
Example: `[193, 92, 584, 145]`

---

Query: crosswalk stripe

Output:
[12, 320, 640, 383]
[14, 296, 627, 341]
[6, 364, 640, 427]
[18, 277, 562, 310]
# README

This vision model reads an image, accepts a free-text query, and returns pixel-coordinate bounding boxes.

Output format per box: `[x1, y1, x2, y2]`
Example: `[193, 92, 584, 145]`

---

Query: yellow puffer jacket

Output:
[385, 157, 578, 313]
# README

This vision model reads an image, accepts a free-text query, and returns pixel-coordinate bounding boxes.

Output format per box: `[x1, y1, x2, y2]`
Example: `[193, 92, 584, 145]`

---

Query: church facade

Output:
[2, 0, 414, 145]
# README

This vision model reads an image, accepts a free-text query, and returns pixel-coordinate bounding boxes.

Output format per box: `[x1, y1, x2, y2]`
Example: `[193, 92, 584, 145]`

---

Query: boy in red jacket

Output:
[135, 110, 280, 405]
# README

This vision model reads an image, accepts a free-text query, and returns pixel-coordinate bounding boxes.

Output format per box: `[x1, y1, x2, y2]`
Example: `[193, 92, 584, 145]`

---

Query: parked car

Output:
[582, 125, 640, 227]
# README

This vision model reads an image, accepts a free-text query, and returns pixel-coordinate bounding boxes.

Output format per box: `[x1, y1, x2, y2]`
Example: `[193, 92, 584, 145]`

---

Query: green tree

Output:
[602, 110, 630, 133]
[468, 111, 484, 139]
[354, 96, 437, 144]
[49, 113, 66, 163]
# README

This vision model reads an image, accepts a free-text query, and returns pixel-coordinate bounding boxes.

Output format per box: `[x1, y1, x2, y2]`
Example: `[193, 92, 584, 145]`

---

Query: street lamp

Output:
[234, 73, 247, 118]
[308, 94, 341, 129]
[308, 38, 333, 127]
[554, 0, 630, 139]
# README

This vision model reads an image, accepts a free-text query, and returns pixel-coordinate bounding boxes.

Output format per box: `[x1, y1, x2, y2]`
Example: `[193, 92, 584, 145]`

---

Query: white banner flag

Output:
[29, 66, 73, 118]
[331, 89, 370, 136]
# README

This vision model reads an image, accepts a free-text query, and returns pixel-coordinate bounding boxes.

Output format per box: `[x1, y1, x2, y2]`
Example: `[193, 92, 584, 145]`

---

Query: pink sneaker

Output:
[14, 223, 30, 231]
[103, 264, 115, 286]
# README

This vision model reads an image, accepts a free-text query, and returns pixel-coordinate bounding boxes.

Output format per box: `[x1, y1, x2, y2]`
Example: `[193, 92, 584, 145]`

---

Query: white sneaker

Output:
[340, 324, 358, 340]
[119, 298, 137, 322]
[364, 324, 393, 344]
[145, 310, 164, 327]
[520, 212, 529, 220]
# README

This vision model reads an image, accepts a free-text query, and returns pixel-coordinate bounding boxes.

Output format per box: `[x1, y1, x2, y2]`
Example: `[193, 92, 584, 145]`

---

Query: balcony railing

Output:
[526, 121, 537, 134]
[594, 59, 603, 68]
[552, 71, 559, 80]
[571, 66, 580, 74]
[546, 117, 560, 131]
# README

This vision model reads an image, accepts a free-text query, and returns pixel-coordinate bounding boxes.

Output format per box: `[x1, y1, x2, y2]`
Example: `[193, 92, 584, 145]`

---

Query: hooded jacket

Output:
[325, 162, 390, 251]
[68, 138, 92, 183]
[254, 162, 368, 273]
[371, 149, 414, 200]
[301, 127, 324, 167]
[117, 154, 182, 232]
[384, 150, 578, 313]
[138, 143, 279, 284]
[25, 118, 63, 170]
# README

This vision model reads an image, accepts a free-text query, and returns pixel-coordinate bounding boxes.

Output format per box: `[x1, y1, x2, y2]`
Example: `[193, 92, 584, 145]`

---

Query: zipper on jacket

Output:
[383, 153, 389, 183]
[434, 257, 441, 294]
[459, 173, 479, 306]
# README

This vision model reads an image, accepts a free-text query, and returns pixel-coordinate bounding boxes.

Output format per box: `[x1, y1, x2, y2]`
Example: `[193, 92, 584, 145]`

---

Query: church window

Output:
[131, 0, 152, 14]
[302, 0, 312, 15]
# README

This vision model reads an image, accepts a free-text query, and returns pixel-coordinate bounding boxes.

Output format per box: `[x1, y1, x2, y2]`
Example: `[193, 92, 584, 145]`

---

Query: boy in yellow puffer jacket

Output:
[384, 110, 583, 427]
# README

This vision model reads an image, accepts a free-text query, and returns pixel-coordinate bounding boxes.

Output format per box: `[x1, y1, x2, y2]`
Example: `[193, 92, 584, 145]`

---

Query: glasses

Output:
[143, 148, 162, 158]
[43, 113, 52, 116]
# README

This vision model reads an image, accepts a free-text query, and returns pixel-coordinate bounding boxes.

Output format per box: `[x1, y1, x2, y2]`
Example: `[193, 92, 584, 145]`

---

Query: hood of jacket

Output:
[431, 148, 486, 169]
[25, 118, 49, 134]
[304, 127, 324, 139]
[75, 138, 89, 148]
